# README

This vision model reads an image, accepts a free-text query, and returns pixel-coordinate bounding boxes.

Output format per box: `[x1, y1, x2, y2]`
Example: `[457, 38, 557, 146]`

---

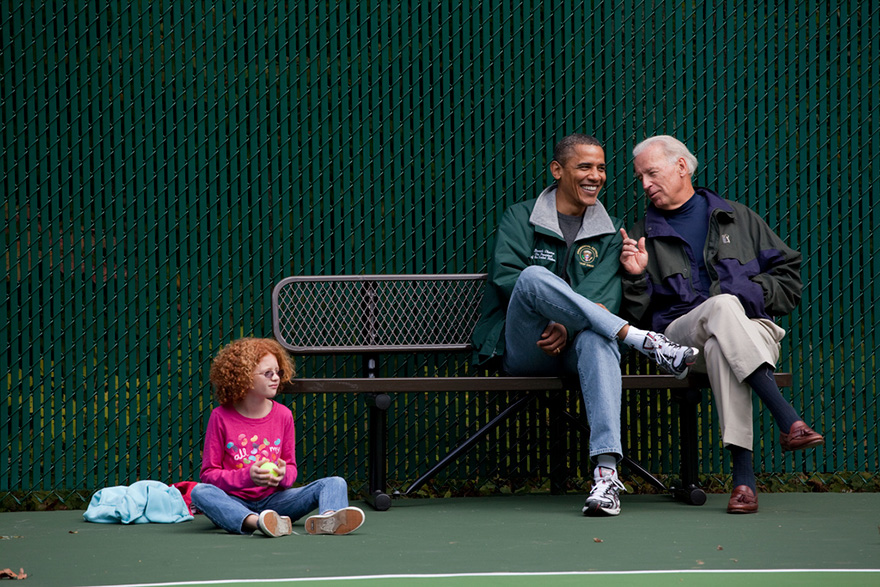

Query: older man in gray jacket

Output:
[620, 135, 823, 514]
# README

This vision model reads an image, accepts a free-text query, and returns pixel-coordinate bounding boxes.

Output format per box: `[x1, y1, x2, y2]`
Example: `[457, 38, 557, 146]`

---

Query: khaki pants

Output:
[663, 294, 786, 450]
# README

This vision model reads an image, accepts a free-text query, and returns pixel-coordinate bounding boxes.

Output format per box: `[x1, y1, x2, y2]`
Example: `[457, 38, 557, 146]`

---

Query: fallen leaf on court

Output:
[69, 530, 78, 534]
[717, 545, 723, 550]
[0, 568, 27, 580]
[0, 536, 22, 540]
[593, 537, 603, 543]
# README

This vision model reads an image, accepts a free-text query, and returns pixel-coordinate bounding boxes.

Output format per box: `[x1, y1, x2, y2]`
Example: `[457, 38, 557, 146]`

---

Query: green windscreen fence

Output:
[2, 1, 878, 507]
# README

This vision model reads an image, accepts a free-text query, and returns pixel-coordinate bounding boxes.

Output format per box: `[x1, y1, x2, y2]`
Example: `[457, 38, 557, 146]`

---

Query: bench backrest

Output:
[273, 274, 488, 354]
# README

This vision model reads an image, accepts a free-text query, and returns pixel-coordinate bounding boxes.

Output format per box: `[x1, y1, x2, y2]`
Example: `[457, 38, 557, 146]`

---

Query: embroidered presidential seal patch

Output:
[576, 244, 598, 267]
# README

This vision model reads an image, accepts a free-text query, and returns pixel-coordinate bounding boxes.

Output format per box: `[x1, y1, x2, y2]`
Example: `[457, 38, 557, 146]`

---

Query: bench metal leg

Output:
[546, 391, 568, 494]
[403, 393, 536, 496]
[364, 393, 392, 511]
[621, 456, 668, 492]
[361, 353, 392, 511]
[670, 388, 707, 506]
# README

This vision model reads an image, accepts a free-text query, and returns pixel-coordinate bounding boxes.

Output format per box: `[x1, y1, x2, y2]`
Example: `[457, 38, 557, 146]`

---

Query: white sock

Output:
[623, 325, 653, 353]
[596, 454, 617, 472]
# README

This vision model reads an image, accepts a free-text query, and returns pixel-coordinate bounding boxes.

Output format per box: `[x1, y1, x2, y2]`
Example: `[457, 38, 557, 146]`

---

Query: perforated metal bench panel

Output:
[273, 274, 487, 354]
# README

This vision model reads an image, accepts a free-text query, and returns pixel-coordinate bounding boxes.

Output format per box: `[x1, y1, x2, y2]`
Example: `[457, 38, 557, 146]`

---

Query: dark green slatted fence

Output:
[2, 1, 878, 508]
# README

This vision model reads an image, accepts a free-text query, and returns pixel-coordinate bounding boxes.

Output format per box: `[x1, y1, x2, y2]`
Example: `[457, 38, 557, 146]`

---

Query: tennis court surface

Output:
[2, 493, 878, 586]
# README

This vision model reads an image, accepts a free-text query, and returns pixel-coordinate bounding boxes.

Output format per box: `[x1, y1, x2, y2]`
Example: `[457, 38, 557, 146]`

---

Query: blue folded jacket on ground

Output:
[83, 480, 194, 524]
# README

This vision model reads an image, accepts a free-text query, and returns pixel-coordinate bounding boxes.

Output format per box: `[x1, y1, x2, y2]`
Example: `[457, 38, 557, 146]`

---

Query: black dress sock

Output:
[729, 446, 756, 492]
[744, 365, 800, 432]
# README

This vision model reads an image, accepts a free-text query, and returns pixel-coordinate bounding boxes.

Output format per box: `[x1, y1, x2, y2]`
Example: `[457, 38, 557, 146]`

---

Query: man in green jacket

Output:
[471, 134, 698, 517]
[620, 135, 824, 514]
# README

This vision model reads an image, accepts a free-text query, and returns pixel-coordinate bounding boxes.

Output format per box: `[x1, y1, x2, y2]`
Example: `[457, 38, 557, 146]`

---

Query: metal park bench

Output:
[272, 274, 791, 511]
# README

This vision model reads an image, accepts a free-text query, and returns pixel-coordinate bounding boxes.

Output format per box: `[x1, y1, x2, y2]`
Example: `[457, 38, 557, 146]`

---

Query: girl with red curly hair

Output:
[190, 337, 365, 537]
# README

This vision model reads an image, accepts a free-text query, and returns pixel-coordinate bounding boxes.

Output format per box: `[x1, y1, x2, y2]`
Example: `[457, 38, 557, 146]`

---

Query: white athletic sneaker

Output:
[257, 509, 292, 537]
[305, 506, 365, 535]
[583, 467, 626, 517]
[645, 332, 699, 379]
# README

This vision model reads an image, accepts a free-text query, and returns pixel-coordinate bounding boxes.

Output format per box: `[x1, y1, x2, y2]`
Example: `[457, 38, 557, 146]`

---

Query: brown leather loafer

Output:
[727, 485, 758, 514]
[780, 421, 824, 452]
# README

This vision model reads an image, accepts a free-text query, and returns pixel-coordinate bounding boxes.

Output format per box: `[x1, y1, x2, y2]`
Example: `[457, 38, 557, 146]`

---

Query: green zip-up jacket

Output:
[471, 186, 625, 365]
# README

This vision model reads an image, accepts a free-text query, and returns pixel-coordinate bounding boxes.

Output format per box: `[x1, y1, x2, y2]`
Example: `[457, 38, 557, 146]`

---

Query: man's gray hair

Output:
[633, 135, 699, 176]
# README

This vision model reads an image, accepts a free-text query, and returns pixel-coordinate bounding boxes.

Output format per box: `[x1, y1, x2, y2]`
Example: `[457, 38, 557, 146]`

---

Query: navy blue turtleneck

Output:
[658, 191, 712, 295]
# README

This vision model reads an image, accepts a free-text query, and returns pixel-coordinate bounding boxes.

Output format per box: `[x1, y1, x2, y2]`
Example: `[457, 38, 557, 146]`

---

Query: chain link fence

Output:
[2, 1, 878, 509]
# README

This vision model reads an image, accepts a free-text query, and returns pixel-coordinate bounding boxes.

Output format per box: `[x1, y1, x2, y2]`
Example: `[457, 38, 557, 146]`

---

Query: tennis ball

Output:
[260, 462, 282, 477]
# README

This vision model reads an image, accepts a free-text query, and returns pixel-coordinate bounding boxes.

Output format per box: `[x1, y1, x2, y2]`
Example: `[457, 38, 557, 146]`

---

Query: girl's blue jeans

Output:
[190, 476, 349, 534]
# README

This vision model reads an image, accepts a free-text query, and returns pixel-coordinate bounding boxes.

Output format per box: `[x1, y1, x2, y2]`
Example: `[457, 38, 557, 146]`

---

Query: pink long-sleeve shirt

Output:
[198, 401, 298, 501]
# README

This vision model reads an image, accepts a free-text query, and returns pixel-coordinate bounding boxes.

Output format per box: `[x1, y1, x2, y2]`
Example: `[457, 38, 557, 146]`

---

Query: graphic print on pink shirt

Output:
[226, 433, 283, 469]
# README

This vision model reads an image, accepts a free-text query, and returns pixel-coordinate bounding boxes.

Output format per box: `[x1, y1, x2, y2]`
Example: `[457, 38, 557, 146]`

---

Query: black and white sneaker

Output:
[645, 332, 699, 379]
[583, 467, 625, 517]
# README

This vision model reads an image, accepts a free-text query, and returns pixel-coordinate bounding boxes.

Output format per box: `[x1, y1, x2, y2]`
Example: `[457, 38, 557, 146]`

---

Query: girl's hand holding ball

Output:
[252, 459, 285, 487]
[261, 462, 282, 477]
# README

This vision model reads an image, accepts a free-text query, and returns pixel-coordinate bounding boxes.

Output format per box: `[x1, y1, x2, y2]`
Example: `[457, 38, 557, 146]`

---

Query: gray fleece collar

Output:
[529, 185, 617, 240]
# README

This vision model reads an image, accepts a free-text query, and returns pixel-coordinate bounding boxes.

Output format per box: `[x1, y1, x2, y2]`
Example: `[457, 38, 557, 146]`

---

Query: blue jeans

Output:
[502, 266, 627, 460]
[190, 476, 350, 534]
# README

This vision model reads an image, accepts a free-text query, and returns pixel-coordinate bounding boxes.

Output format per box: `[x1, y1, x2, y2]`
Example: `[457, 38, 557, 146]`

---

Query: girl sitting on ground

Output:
[190, 337, 365, 537]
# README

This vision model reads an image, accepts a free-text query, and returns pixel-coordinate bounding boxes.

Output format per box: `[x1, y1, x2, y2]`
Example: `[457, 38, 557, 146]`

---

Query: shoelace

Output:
[591, 475, 625, 497]
[652, 337, 694, 373]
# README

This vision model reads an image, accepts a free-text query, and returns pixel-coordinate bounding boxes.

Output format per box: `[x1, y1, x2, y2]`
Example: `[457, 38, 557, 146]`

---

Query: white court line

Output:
[86, 568, 880, 587]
